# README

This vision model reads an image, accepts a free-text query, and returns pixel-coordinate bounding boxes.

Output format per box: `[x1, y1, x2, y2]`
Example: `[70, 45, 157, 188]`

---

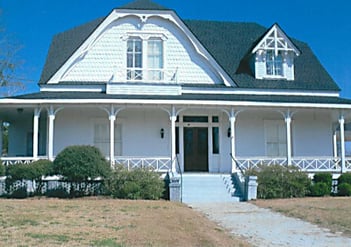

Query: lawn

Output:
[253, 197, 351, 236]
[0, 198, 250, 247]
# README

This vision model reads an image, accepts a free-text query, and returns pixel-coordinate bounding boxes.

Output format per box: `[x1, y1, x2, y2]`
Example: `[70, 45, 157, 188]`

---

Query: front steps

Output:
[181, 173, 242, 204]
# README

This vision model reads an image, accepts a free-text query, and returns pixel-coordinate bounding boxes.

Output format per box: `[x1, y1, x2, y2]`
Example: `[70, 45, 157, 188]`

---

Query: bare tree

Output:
[0, 9, 25, 96]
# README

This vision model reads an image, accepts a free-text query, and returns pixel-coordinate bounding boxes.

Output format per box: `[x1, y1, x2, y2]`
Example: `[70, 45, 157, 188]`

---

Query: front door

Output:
[184, 127, 208, 172]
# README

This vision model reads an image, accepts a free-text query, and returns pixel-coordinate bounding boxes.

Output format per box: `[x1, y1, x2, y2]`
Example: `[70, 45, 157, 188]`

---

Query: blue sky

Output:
[1, 0, 351, 98]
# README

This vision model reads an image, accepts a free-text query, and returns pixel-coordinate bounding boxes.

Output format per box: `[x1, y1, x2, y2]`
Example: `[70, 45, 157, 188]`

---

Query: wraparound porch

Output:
[1, 102, 351, 174]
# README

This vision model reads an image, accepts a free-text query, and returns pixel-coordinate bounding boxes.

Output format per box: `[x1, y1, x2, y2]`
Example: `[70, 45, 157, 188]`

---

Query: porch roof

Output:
[8, 91, 351, 107]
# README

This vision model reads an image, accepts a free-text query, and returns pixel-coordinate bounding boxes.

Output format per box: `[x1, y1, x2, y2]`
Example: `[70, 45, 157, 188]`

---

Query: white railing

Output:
[235, 156, 345, 172]
[235, 157, 287, 170]
[346, 158, 351, 170]
[115, 68, 178, 83]
[1, 157, 41, 166]
[114, 156, 172, 172]
[291, 157, 340, 172]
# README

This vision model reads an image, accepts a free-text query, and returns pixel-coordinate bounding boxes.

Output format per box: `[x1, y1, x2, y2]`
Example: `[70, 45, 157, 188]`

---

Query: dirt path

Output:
[191, 202, 351, 247]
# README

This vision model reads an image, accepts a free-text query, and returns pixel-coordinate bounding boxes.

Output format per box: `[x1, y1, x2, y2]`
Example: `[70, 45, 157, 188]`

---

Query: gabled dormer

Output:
[252, 24, 300, 81]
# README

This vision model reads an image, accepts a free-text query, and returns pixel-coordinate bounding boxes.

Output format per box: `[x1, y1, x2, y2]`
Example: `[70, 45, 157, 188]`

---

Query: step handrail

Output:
[175, 154, 182, 203]
[230, 153, 245, 175]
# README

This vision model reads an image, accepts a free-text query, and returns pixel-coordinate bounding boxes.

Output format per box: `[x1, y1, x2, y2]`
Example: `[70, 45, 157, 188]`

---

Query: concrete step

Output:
[181, 173, 241, 204]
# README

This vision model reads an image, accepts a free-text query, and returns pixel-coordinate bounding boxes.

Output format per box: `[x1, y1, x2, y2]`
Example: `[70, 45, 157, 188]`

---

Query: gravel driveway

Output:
[191, 202, 351, 247]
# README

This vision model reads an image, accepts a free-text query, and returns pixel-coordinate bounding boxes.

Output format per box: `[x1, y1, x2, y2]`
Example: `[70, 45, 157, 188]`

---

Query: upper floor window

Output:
[266, 50, 283, 77]
[127, 37, 143, 80]
[125, 36, 164, 82]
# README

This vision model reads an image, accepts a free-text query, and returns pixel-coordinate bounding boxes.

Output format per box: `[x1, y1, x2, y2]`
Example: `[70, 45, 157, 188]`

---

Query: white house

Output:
[1, 0, 351, 176]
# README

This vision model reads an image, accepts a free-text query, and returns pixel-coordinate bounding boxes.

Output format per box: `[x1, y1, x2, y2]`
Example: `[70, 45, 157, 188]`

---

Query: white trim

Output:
[182, 87, 340, 97]
[40, 85, 104, 92]
[1, 98, 351, 110]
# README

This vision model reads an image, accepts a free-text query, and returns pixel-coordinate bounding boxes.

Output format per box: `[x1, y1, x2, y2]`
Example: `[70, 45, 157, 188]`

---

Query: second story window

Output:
[266, 50, 283, 77]
[124, 34, 166, 82]
[127, 37, 142, 80]
[147, 38, 163, 81]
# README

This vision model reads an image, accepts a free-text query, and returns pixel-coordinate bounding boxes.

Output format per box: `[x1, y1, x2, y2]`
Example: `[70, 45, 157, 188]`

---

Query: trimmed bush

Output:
[105, 166, 164, 200]
[53, 145, 111, 197]
[247, 165, 311, 199]
[46, 186, 70, 198]
[8, 186, 27, 199]
[338, 173, 351, 185]
[53, 145, 111, 182]
[313, 173, 332, 188]
[309, 182, 330, 197]
[338, 183, 351, 196]
[0, 162, 5, 176]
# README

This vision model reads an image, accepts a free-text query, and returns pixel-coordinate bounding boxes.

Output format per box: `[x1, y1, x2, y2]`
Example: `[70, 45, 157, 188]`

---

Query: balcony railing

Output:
[114, 156, 172, 172]
[115, 68, 178, 83]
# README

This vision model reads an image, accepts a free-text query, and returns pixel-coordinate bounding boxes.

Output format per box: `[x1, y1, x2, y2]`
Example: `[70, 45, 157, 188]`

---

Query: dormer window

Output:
[266, 50, 283, 77]
[252, 24, 300, 81]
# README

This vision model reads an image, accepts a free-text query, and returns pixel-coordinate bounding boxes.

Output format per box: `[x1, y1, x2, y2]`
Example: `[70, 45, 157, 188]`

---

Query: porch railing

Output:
[114, 156, 172, 172]
[235, 156, 346, 172]
[1, 157, 44, 166]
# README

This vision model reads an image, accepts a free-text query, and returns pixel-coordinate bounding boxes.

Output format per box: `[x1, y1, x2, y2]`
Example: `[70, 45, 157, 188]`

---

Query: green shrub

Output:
[8, 186, 27, 199]
[250, 165, 311, 199]
[0, 163, 5, 176]
[46, 186, 70, 198]
[309, 182, 330, 197]
[313, 173, 332, 188]
[338, 173, 351, 185]
[53, 145, 111, 182]
[105, 166, 164, 200]
[338, 183, 351, 196]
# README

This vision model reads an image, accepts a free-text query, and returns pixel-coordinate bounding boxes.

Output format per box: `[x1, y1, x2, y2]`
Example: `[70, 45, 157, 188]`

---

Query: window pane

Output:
[212, 116, 219, 123]
[212, 127, 219, 154]
[183, 116, 208, 122]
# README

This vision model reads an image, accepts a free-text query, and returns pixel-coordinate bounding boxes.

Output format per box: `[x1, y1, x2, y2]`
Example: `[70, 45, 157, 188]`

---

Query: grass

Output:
[252, 197, 351, 236]
[0, 198, 250, 247]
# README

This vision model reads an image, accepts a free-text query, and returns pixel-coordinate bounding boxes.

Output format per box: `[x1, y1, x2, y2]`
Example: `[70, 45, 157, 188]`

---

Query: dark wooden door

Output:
[184, 127, 208, 172]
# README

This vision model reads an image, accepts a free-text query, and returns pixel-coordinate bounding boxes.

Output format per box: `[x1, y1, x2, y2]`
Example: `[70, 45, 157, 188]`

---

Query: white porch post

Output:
[109, 114, 116, 166]
[33, 108, 41, 160]
[0, 120, 2, 156]
[48, 107, 55, 161]
[171, 106, 177, 173]
[333, 131, 338, 158]
[285, 114, 292, 165]
[339, 115, 346, 173]
[229, 108, 236, 173]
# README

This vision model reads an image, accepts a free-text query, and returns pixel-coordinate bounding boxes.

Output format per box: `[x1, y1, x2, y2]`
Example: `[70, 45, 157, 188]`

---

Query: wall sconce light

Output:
[160, 128, 164, 139]
[227, 127, 231, 138]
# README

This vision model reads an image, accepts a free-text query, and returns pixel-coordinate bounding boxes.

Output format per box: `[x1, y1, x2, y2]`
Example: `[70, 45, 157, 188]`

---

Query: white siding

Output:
[62, 16, 221, 85]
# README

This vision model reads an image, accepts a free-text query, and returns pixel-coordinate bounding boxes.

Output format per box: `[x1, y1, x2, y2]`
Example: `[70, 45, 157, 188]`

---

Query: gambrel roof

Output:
[38, 0, 340, 92]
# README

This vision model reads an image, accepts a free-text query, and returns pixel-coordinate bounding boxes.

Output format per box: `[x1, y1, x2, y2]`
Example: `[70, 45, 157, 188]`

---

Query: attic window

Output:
[266, 50, 283, 77]
[252, 24, 300, 81]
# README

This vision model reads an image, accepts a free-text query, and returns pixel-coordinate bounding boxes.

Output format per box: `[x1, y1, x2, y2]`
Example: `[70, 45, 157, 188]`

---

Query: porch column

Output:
[229, 109, 236, 173]
[171, 106, 177, 173]
[0, 120, 2, 156]
[48, 107, 55, 161]
[33, 108, 41, 160]
[339, 115, 346, 173]
[109, 114, 116, 165]
[285, 114, 292, 165]
[333, 131, 338, 158]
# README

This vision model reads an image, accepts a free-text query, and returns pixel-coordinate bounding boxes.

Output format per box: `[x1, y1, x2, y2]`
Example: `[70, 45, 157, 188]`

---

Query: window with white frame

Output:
[94, 122, 122, 157]
[125, 35, 164, 81]
[147, 38, 163, 81]
[264, 120, 287, 157]
[127, 37, 143, 80]
[266, 50, 283, 76]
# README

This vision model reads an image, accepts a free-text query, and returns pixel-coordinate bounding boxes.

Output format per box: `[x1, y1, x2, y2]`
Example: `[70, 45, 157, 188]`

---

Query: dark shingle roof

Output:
[12, 91, 351, 105]
[118, 0, 170, 10]
[38, 2, 340, 92]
